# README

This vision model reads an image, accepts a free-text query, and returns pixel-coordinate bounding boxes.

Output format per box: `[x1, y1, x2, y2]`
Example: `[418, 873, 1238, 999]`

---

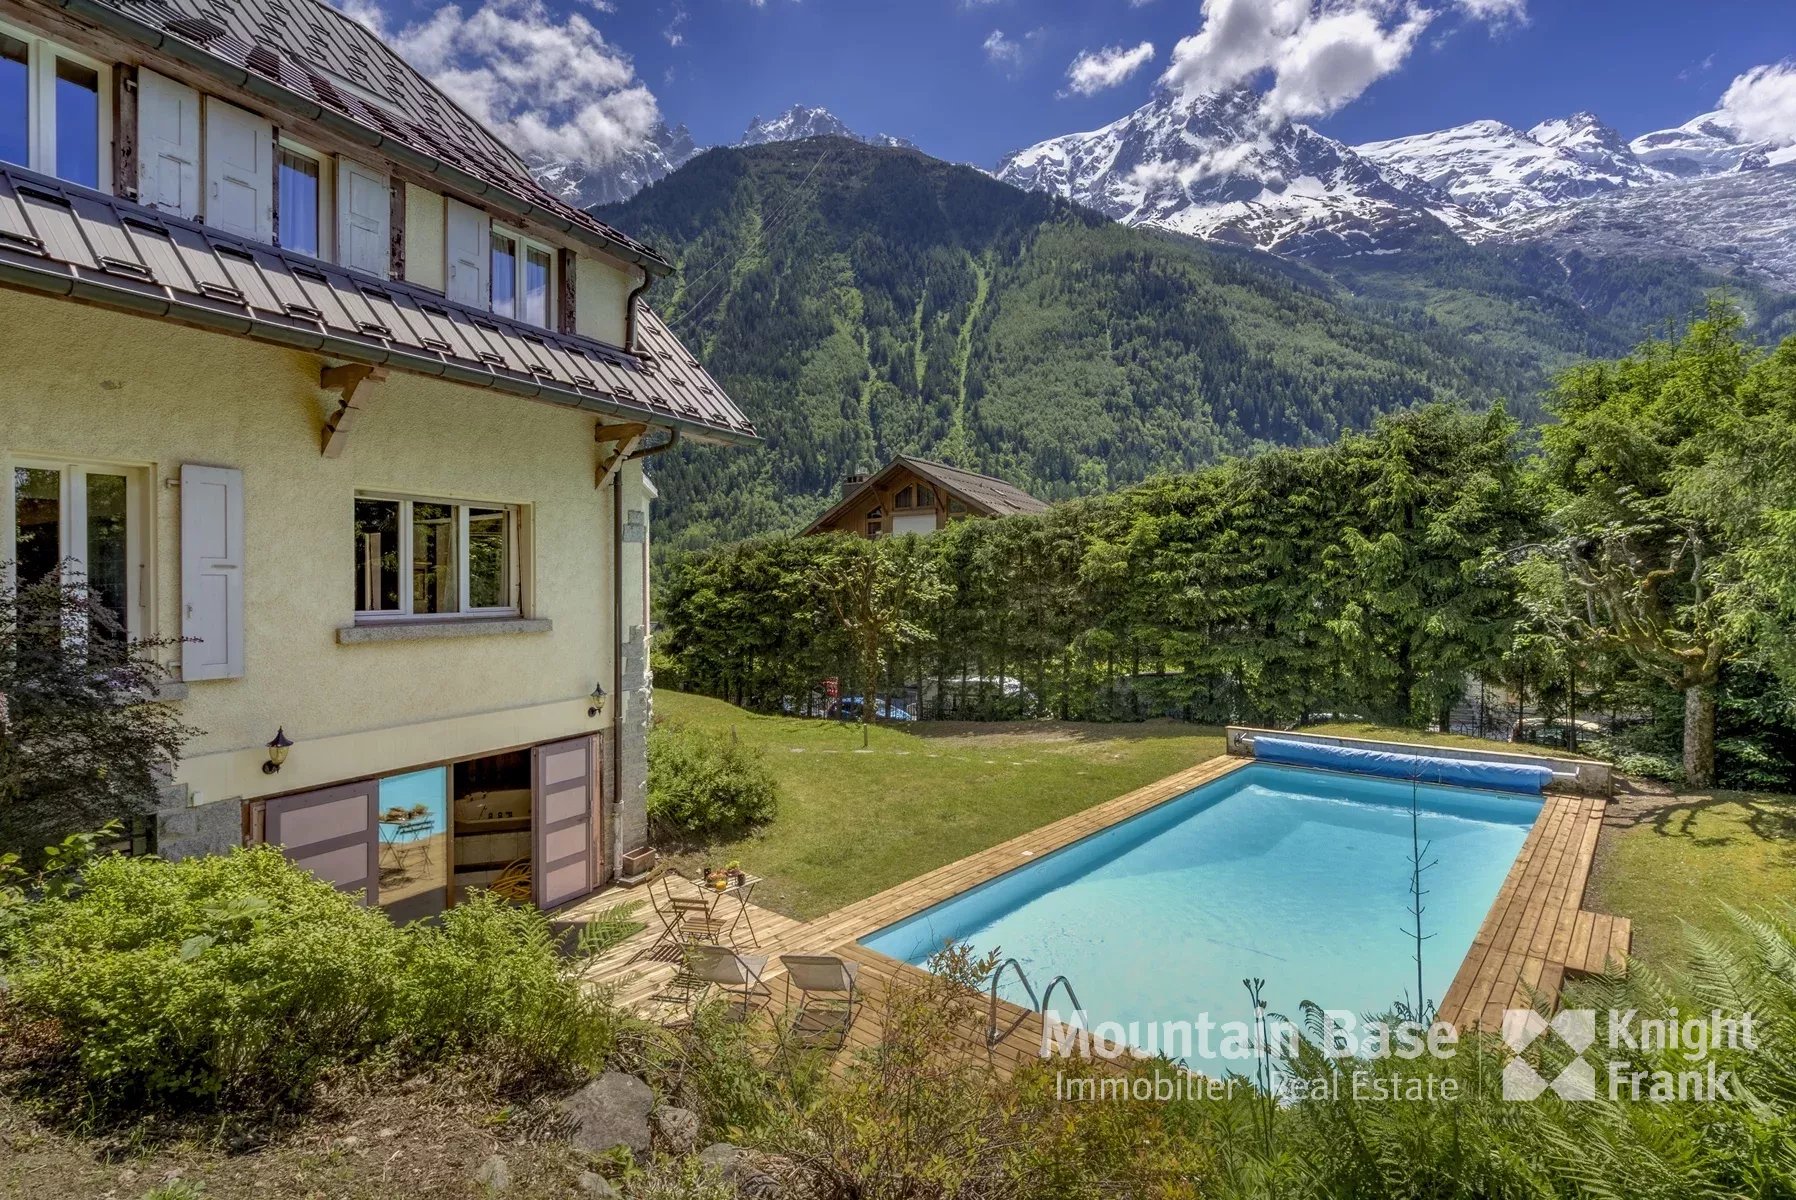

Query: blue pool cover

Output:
[1252, 736, 1554, 794]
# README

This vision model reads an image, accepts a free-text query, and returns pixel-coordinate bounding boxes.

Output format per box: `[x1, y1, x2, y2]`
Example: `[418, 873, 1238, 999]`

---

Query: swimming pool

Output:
[859, 762, 1537, 1055]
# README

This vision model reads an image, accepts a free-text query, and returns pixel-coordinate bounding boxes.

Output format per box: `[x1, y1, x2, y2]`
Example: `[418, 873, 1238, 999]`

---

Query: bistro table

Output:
[700, 873, 763, 947]
[378, 815, 435, 876]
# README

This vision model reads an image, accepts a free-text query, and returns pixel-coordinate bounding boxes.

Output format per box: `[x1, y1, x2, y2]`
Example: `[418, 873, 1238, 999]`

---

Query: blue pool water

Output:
[860, 763, 1536, 1054]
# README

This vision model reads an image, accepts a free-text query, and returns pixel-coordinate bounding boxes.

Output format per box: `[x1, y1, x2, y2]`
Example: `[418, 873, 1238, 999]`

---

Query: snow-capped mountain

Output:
[1356, 114, 1654, 221]
[1629, 110, 1789, 178]
[995, 87, 1448, 257]
[738, 105, 916, 151]
[530, 122, 701, 210]
[533, 105, 916, 210]
[1485, 163, 1796, 290]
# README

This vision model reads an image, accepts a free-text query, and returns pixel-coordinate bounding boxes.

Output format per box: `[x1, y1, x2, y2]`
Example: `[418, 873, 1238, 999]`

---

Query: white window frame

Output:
[4, 456, 150, 642]
[353, 492, 521, 623]
[0, 18, 112, 191]
[275, 136, 334, 261]
[490, 222, 556, 329]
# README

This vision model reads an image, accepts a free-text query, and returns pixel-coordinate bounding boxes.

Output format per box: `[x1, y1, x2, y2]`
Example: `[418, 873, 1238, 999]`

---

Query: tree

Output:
[0, 567, 194, 858]
[1532, 302, 1781, 787]
[816, 534, 947, 746]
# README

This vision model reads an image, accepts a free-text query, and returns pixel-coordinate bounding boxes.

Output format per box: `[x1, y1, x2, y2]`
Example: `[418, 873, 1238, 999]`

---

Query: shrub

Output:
[6, 847, 404, 1112]
[646, 720, 779, 842]
[393, 891, 627, 1088]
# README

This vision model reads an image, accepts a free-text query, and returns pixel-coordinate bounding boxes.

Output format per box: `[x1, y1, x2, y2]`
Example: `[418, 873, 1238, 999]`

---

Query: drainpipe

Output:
[612, 466, 627, 881]
[623, 266, 653, 354]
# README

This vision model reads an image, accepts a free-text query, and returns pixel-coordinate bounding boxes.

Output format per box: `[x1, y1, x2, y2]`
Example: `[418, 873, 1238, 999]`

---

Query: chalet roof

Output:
[803, 455, 1049, 534]
[49, 0, 670, 273]
[0, 164, 756, 443]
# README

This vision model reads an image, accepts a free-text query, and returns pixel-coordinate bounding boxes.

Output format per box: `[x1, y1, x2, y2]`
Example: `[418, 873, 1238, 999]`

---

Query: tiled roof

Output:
[897, 457, 1051, 518]
[802, 456, 1048, 533]
[0, 164, 755, 442]
[50, 0, 670, 272]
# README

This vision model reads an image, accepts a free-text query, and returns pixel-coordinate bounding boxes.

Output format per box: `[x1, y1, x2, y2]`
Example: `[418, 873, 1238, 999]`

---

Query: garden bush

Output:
[646, 719, 780, 842]
[393, 890, 627, 1089]
[5, 847, 405, 1112]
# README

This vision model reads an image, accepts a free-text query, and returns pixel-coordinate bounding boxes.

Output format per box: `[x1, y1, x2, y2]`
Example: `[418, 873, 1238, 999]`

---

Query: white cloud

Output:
[333, 0, 659, 166]
[1719, 61, 1796, 146]
[983, 27, 1045, 73]
[1063, 41, 1157, 96]
[1161, 0, 1518, 126]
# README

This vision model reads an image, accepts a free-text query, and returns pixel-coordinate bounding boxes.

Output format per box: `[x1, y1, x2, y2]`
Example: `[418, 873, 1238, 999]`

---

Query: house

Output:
[802, 457, 1049, 538]
[0, 0, 754, 919]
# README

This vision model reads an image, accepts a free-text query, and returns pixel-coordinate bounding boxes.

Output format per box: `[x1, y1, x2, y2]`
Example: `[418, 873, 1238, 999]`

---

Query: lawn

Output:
[655, 691, 1226, 918]
[1588, 788, 1796, 971]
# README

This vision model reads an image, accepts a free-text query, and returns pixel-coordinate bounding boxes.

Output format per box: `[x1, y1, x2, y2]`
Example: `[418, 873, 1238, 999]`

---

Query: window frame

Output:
[3, 455, 150, 642]
[275, 136, 334, 261]
[353, 491, 521, 624]
[490, 222, 556, 330]
[0, 18, 112, 191]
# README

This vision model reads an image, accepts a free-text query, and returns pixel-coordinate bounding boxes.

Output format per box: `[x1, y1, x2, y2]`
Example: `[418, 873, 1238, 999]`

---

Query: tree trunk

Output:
[1682, 682, 1717, 789]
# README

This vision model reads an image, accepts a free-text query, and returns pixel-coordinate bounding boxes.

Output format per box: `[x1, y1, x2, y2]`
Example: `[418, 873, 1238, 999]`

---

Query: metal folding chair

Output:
[779, 953, 862, 1049]
[685, 943, 772, 1020]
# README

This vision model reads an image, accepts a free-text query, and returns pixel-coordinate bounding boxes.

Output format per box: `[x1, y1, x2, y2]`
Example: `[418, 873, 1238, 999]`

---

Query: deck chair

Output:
[685, 943, 772, 1020]
[779, 954, 861, 1049]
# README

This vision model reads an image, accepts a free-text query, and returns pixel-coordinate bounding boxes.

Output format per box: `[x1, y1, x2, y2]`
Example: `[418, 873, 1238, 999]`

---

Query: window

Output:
[490, 225, 554, 329]
[354, 494, 517, 620]
[6, 460, 144, 641]
[278, 150, 321, 255]
[0, 22, 109, 189]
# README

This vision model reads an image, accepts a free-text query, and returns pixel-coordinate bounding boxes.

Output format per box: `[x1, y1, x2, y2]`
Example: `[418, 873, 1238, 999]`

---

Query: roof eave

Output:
[49, 0, 674, 278]
[0, 260, 756, 446]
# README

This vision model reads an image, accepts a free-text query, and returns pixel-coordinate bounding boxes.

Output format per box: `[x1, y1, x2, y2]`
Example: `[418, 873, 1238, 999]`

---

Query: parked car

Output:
[827, 695, 915, 722]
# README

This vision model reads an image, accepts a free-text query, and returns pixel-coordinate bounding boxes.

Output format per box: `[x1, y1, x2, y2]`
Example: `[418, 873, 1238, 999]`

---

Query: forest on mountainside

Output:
[602, 139, 1794, 555]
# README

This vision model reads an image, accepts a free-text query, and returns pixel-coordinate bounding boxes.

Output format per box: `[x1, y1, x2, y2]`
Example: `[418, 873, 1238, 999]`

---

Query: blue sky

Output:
[347, 1, 1796, 168]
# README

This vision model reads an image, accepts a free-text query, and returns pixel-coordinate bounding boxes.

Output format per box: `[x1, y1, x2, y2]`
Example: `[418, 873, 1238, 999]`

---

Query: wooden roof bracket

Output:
[319, 363, 389, 458]
[595, 421, 649, 490]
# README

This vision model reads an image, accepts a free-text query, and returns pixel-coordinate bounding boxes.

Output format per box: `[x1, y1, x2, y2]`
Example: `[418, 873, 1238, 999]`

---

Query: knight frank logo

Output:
[1501, 1009, 1597, 1101]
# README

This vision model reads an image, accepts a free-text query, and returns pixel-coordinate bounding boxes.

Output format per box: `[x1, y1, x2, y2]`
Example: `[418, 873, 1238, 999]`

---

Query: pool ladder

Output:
[988, 957, 1085, 1047]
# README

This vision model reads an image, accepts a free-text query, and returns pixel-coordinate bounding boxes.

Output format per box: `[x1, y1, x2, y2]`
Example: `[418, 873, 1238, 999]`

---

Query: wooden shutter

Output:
[204, 99, 273, 241]
[533, 735, 597, 910]
[337, 157, 390, 276]
[444, 198, 489, 309]
[266, 781, 379, 904]
[138, 70, 200, 218]
[180, 464, 244, 681]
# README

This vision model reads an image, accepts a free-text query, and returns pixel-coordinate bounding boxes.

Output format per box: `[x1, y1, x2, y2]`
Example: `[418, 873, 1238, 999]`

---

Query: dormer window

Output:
[278, 145, 324, 257]
[0, 22, 110, 190]
[492, 225, 554, 329]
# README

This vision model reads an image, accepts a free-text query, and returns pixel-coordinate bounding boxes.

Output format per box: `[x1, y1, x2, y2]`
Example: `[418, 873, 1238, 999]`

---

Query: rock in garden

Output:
[558, 1072, 654, 1161]
[651, 1105, 700, 1155]
[696, 1143, 791, 1198]
[474, 1153, 511, 1193]
[576, 1170, 620, 1198]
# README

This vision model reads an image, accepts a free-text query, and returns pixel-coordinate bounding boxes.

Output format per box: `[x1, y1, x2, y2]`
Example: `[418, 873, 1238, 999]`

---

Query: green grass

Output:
[1588, 790, 1796, 971]
[655, 691, 1225, 919]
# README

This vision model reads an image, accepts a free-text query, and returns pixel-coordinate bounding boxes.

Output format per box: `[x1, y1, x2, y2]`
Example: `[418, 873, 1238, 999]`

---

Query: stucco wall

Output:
[0, 290, 654, 840]
[404, 183, 446, 293]
[576, 254, 635, 348]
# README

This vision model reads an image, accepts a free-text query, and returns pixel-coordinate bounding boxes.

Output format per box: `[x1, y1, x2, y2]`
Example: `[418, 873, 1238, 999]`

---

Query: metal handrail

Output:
[987, 957, 1039, 1046]
[1040, 974, 1084, 1023]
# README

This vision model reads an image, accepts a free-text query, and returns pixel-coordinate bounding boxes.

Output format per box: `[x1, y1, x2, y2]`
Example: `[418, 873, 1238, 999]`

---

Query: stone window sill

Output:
[336, 617, 553, 645]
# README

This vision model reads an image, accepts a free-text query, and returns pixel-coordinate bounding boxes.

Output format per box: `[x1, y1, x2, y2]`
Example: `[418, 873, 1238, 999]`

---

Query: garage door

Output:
[533, 735, 598, 910]
[264, 780, 380, 905]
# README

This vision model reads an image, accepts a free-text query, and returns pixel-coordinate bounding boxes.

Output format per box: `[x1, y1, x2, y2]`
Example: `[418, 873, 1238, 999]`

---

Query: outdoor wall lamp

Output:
[589, 683, 608, 719]
[262, 727, 294, 774]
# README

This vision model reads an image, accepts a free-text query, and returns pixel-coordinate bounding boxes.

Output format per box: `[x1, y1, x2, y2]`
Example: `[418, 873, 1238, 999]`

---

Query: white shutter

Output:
[203, 99, 273, 242]
[337, 157, 390, 276]
[444, 198, 489, 309]
[138, 70, 200, 218]
[180, 464, 245, 681]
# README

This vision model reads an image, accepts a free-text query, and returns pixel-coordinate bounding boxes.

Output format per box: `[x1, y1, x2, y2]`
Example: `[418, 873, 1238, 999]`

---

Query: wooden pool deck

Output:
[567, 749, 1625, 1068]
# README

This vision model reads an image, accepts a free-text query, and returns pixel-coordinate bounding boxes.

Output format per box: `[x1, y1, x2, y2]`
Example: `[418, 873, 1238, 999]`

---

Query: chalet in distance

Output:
[0, 0, 754, 918]
[804, 456, 1049, 539]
